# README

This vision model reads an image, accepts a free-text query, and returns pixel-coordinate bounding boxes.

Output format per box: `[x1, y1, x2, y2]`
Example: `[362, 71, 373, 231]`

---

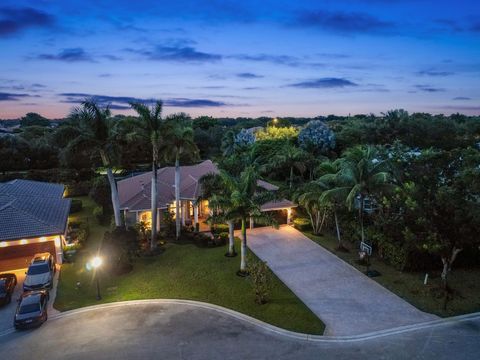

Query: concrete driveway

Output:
[0, 266, 60, 333]
[244, 226, 437, 336]
[0, 301, 478, 360]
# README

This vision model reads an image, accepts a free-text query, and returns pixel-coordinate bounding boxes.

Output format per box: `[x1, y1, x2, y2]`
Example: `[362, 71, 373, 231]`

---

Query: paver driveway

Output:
[245, 226, 437, 335]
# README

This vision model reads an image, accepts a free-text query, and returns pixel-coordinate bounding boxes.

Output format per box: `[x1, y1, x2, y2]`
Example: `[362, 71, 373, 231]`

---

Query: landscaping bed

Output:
[305, 231, 480, 317]
[54, 197, 325, 334]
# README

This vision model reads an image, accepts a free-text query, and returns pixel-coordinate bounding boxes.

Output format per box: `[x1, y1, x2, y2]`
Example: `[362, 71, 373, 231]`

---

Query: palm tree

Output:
[316, 160, 345, 249]
[214, 166, 276, 274]
[322, 145, 393, 243]
[269, 144, 307, 189]
[221, 130, 236, 157]
[70, 100, 123, 227]
[294, 182, 329, 235]
[163, 114, 199, 239]
[130, 101, 164, 249]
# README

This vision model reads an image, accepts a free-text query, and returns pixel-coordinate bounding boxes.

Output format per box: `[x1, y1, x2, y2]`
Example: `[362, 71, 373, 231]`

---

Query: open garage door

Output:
[0, 241, 56, 272]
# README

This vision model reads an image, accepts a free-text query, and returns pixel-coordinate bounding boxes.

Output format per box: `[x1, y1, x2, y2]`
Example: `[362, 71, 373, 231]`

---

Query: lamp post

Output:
[91, 256, 103, 300]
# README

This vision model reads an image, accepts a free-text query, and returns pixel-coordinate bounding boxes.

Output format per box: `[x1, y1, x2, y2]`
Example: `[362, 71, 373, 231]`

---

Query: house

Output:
[0, 180, 71, 272]
[118, 160, 296, 231]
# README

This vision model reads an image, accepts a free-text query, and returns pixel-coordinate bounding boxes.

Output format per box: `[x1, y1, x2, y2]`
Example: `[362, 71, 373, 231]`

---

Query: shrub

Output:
[293, 217, 311, 231]
[68, 220, 90, 245]
[101, 227, 139, 275]
[69, 199, 83, 214]
[247, 258, 271, 304]
[212, 223, 229, 235]
[65, 181, 91, 197]
[193, 232, 214, 248]
[214, 232, 228, 246]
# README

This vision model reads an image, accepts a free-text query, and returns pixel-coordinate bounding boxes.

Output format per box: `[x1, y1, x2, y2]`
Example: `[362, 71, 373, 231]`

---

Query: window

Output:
[27, 264, 50, 275]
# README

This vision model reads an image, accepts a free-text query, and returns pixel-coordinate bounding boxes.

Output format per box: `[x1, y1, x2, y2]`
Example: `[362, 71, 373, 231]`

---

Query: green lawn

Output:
[305, 231, 480, 317]
[55, 196, 325, 334]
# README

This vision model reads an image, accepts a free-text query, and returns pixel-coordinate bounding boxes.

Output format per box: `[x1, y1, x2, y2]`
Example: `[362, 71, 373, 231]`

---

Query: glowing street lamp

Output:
[91, 256, 103, 300]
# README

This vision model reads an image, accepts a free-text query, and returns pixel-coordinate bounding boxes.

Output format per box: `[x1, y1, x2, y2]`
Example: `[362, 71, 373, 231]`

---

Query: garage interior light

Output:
[0, 242, 7, 247]
[40, 237, 47, 242]
[20, 239, 28, 245]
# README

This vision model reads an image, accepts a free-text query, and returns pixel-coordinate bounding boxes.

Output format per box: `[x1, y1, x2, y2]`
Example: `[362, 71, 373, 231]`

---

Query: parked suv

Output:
[14, 290, 49, 330]
[23, 253, 55, 291]
[0, 273, 17, 306]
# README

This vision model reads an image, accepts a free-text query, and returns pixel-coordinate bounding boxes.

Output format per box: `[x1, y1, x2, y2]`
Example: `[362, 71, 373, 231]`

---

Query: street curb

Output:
[1, 299, 479, 342]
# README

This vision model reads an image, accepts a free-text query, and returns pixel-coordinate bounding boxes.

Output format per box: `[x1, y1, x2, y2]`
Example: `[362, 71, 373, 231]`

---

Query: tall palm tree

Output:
[130, 101, 164, 249]
[322, 145, 393, 243]
[269, 144, 307, 189]
[215, 166, 276, 274]
[163, 114, 199, 239]
[70, 100, 123, 227]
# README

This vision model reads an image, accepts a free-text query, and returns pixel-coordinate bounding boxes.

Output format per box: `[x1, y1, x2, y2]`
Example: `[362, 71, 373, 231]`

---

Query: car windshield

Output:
[19, 303, 40, 314]
[27, 264, 50, 275]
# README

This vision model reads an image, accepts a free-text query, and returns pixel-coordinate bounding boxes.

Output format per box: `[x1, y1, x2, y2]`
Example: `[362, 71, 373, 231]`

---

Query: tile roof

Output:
[118, 160, 288, 211]
[0, 180, 71, 241]
[260, 199, 297, 211]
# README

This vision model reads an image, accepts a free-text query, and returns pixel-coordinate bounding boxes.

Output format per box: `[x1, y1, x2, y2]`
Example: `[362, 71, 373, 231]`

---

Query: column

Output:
[123, 209, 128, 229]
[193, 202, 199, 231]
[287, 208, 292, 225]
[249, 216, 254, 229]
[55, 236, 64, 265]
[157, 209, 161, 231]
[181, 201, 186, 226]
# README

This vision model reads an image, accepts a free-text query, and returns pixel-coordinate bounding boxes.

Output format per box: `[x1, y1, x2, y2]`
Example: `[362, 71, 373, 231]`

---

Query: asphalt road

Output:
[0, 301, 478, 360]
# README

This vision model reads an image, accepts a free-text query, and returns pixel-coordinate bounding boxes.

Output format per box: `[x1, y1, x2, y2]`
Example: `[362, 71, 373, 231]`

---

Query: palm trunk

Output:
[228, 220, 235, 256]
[240, 218, 247, 272]
[289, 166, 294, 189]
[359, 195, 365, 243]
[150, 162, 158, 250]
[175, 155, 181, 239]
[100, 150, 122, 227]
[334, 209, 342, 248]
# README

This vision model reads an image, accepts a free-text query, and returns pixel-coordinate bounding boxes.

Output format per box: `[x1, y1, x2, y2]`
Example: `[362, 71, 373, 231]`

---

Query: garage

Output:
[0, 240, 56, 272]
[0, 179, 71, 272]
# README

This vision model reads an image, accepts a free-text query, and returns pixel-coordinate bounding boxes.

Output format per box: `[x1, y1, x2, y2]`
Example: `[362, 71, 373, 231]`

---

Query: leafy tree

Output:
[20, 112, 50, 127]
[298, 120, 336, 155]
[234, 128, 255, 149]
[255, 126, 298, 141]
[130, 101, 164, 248]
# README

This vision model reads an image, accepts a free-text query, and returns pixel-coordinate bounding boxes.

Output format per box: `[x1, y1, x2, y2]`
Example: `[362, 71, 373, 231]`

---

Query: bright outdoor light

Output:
[91, 256, 103, 269]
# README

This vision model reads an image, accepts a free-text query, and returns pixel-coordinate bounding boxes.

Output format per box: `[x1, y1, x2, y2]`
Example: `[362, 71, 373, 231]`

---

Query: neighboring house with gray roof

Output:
[118, 160, 296, 231]
[0, 180, 71, 271]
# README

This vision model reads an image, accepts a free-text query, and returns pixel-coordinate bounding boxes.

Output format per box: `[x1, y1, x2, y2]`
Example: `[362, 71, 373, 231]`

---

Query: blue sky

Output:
[0, 0, 479, 118]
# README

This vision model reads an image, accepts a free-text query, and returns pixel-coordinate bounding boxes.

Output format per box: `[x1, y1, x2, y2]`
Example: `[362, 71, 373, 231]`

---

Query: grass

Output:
[55, 196, 325, 334]
[305, 231, 480, 317]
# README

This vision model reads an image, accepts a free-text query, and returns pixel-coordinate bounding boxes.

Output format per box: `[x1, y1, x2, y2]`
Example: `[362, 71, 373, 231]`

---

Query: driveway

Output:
[0, 266, 60, 333]
[0, 301, 478, 360]
[244, 226, 437, 336]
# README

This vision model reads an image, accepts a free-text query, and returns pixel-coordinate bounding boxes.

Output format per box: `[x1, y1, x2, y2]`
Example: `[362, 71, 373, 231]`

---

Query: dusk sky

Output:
[0, 0, 479, 119]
